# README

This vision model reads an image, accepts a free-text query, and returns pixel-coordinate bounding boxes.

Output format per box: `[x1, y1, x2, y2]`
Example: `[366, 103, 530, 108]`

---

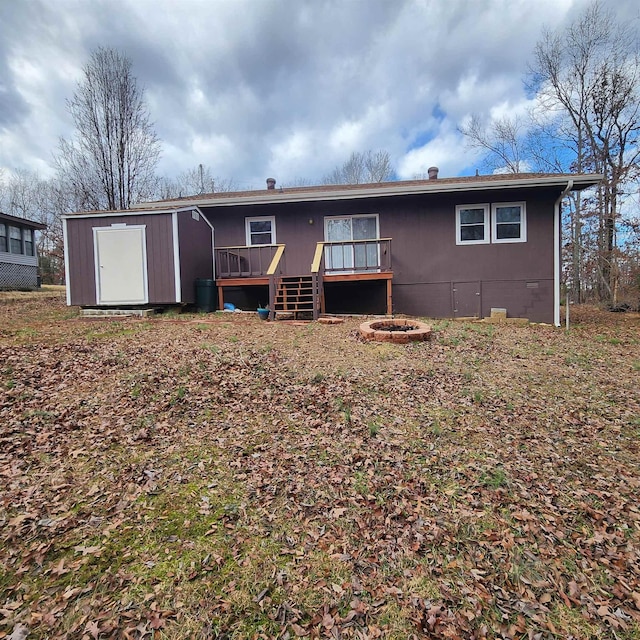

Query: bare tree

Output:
[0, 169, 72, 283]
[55, 47, 161, 211]
[529, 1, 640, 304]
[280, 177, 314, 188]
[154, 164, 238, 200]
[459, 114, 527, 174]
[0, 169, 6, 209]
[1, 169, 44, 219]
[175, 164, 215, 195]
[40, 178, 89, 283]
[177, 164, 238, 195]
[323, 150, 394, 185]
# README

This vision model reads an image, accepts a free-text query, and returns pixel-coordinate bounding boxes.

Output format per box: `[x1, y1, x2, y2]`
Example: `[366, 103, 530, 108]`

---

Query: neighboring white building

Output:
[0, 211, 46, 290]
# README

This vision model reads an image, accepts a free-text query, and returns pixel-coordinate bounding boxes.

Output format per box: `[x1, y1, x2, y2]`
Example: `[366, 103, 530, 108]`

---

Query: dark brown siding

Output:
[381, 189, 557, 322]
[66, 214, 176, 306]
[200, 185, 561, 322]
[177, 210, 214, 304]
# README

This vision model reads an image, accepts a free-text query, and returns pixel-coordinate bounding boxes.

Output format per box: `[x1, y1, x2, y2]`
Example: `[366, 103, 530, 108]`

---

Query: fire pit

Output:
[359, 318, 432, 343]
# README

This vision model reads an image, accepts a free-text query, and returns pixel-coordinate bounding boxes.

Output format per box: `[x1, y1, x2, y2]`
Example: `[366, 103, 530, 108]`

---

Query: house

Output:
[0, 211, 46, 290]
[62, 171, 601, 325]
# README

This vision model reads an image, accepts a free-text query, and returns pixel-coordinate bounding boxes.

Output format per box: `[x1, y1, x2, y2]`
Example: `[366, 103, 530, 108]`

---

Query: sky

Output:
[0, 0, 638, 191]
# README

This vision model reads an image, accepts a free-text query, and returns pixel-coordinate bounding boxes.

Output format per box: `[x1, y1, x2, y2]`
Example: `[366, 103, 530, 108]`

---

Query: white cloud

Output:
[397, 126, 483, 180]
[270, 130, 313, 168]
[0, 0, 636, 187]
[329, 120, 365, 154]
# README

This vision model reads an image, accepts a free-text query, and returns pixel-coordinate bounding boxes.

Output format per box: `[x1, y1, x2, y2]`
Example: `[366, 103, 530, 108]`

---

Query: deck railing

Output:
[215, 244, 286, 279]
[314, 238, 392, 274]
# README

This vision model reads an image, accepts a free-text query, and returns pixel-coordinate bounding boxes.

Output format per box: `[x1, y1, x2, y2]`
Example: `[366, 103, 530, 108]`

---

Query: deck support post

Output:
[312, 273, 319, 320]
[268, 275, 276, 321]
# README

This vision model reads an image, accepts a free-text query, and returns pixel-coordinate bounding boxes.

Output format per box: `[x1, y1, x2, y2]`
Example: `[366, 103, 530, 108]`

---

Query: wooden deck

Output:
[323, 272, 392, 315]
[216, 277, 269, 310]
[216, 271, 393, 315]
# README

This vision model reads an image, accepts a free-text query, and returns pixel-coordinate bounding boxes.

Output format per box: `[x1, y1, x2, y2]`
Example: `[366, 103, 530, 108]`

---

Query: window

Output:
[0, 224, 6, 253]
[456, 202, 527, 244]
[492, 202, 526, 243]
[456, 204, 489, 245]
[9, 226, 22, 254]
[24, 229, 34, 256]
[324, 214, 380, 271]
[245, 216, 276, 245]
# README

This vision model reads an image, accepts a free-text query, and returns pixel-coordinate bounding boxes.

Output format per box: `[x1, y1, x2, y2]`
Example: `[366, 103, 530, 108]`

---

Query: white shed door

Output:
[94, 226, 148, 305]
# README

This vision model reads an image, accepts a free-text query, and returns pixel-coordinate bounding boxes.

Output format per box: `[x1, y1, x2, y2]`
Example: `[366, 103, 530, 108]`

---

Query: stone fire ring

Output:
[359, 318, 432, 343]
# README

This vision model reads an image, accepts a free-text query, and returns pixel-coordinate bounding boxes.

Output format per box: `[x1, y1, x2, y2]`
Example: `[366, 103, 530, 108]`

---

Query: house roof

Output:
[0, 211, 47, 229]
[131, 172, 602, 210]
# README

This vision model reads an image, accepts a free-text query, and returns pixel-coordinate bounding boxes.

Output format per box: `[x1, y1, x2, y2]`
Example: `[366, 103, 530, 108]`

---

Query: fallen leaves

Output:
[0, 297, 639, 638]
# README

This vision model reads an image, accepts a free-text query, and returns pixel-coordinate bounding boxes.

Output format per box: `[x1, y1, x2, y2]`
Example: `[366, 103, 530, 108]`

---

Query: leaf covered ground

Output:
[1, 294, 639, 639]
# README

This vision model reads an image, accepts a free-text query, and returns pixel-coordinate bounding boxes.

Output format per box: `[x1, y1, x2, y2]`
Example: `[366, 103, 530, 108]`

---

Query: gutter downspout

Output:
[554, 180, 573, 327]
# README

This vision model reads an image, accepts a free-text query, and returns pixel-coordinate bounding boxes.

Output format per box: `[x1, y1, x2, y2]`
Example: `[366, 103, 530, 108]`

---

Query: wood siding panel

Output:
[481, 279, 553, 323]
[392, 282, 453, 318]
[66, 214, 176, 306]
[66, 218, 97, 305]
[143, 215, 175, 303]
[177, 211, 214, 304]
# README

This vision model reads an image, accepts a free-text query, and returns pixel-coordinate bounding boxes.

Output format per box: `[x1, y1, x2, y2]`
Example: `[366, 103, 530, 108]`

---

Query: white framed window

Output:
[24, 229, 34, 256]
[492, 202, 526, 243]
[245, 216, 276, 246]
[0, 223, 7, 253]
[9, 226, 22, 254]
[324, 214, 380, 271]
[455, 204, 489, 245]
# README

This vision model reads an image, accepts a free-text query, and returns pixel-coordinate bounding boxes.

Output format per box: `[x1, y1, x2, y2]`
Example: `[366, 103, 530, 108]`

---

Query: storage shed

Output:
[62, 206, 213, 307]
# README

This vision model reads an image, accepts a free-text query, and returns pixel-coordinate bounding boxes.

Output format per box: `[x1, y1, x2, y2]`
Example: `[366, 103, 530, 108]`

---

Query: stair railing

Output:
[267, 245, 286, 320]
[310, 243, 326, 320]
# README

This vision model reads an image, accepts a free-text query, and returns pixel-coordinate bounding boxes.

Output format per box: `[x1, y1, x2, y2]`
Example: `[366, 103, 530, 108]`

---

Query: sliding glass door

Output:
[324, 215, 379, 272]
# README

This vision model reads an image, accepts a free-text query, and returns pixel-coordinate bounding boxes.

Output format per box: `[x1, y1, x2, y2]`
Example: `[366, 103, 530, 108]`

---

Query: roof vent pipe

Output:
[266, 178, 276, 190]
[428, 166, 439, 180]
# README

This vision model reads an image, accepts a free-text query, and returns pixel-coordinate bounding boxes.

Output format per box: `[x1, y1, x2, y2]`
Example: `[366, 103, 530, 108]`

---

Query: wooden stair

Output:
[273, 275, 319, 319]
